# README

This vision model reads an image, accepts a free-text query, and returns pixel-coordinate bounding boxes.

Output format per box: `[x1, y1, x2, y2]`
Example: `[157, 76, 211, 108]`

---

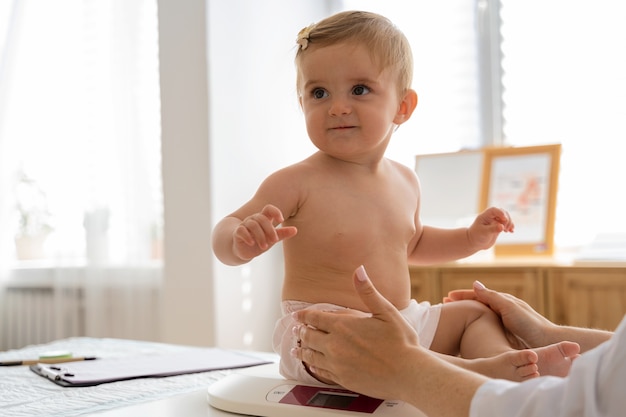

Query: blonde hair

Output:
[295, 11, 413, 96]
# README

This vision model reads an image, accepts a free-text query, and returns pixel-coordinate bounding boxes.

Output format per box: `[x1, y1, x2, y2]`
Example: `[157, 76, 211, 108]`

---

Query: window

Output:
[0, 0, 163, 349]
[0, 0, 162, 265]
[343, 0, 626, 250]
[342, 0, 483, 168]
[500, 0, 626, 247]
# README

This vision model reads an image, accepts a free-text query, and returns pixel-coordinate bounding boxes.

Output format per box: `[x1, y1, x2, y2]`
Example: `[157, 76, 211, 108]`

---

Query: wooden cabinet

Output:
[408, 266, 441, 307]
[547, 266, 626, 330]
[439, 266, 545, 315]
[409, 261, 626, 330]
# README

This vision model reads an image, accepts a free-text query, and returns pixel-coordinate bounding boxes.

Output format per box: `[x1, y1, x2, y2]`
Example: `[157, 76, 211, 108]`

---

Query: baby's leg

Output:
[437, 350, 540, 382]
[430, 300, 520, 358]
[431, 300, 580, 378]
[452, 341, 580, 381]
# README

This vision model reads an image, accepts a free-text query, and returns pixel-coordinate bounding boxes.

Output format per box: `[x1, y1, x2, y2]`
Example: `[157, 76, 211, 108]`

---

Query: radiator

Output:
[0, 267, 162, 351]
[0, 286, 83, 351]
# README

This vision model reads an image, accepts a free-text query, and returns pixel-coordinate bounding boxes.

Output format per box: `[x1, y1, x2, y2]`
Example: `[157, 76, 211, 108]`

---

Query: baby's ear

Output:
[393, 89, 418, 125]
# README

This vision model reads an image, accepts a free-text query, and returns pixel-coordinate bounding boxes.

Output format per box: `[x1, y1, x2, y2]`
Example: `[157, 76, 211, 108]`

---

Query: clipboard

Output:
[30, 348, 272, 387]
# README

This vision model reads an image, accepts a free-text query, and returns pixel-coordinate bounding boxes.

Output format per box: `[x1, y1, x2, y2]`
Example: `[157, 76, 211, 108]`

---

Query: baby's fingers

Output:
[492, 207, 515, 232]
[233, 224, 257, 247]
[261, 204, 286, 225]
[276, 226, 298, 241]
[242, 215, 278, 249]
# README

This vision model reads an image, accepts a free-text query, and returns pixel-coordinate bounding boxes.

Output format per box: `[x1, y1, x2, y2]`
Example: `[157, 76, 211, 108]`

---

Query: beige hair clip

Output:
[296, 24, 314, 50]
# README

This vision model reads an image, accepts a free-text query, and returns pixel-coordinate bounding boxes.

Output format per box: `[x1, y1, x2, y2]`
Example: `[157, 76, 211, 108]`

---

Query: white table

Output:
[95, 389, 232, 417]
[0, 337, 274, 416]
[2, 338, 421, 417]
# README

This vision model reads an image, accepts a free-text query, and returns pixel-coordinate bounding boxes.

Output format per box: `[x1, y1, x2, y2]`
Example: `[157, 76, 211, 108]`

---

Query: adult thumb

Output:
[353, 265, 396, 317]
[473, 280, 487, 294]
[472, 280, 498, 310]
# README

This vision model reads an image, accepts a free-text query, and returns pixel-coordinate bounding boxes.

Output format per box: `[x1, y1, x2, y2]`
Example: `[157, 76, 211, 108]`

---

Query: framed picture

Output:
[480, 144, 561, 256]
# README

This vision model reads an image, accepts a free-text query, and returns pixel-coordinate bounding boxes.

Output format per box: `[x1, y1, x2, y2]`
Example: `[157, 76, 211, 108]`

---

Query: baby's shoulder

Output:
[259, 159, 318, 191]
[387, 159, 419, 183]
[270, 159, 315, 179]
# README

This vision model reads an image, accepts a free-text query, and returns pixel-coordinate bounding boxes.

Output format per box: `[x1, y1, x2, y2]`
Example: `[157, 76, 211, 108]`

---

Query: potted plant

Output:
[13, 169, 53, 260]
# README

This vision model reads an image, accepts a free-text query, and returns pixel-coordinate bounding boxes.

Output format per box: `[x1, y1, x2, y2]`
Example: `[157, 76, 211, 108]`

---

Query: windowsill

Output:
[5, 261, 163, 288]
[443, 245, 626, 268]
[11, 259, 162, 269]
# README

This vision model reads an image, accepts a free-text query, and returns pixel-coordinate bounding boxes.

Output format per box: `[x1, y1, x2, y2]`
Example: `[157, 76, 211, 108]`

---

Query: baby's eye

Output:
[312, 88, 328, 99]
[352, 85, 370, 96]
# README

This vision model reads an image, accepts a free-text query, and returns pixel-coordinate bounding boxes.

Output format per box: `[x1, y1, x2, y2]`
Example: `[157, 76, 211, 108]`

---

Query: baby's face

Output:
[298, 42, 406, 162]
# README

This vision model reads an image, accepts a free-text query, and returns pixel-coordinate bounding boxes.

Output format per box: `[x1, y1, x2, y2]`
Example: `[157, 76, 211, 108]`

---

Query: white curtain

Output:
[0, 0, 162, 350]
[500, 0, 626, 247]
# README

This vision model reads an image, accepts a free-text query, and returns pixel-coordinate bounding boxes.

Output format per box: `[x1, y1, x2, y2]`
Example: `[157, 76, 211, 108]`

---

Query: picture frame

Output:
[480, 144, 561, 256]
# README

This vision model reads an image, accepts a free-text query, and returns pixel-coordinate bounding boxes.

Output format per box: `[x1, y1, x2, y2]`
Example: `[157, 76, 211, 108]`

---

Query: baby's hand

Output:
[233, 204, 297, 261]
[468, 207, 514, 250]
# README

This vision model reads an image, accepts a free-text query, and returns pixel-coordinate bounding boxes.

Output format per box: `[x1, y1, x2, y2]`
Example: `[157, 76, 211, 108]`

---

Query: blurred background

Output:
[0, 0, 624, 352]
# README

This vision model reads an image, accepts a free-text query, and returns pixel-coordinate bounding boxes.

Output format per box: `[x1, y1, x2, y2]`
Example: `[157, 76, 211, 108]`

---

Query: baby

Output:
[212, 10, 579, 385]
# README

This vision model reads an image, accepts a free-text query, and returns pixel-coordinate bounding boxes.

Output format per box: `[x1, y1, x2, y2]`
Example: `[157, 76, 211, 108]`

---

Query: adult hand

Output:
[445, 281, 550, 348]
[445, 281, 612, 352]
[291, 266, 487, 417]
[291, 265, 420, 400]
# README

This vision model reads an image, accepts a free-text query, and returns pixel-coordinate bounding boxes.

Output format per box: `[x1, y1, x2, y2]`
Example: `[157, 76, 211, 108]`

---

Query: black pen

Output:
[0, 356, 97, 366]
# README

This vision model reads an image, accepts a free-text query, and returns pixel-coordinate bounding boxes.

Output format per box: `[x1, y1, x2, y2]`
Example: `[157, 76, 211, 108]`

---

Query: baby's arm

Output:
[467, 207, 514, 249]
[212, 168, 301, 266]
[408, 207, 514, 265]
[212, 204, 297, 266]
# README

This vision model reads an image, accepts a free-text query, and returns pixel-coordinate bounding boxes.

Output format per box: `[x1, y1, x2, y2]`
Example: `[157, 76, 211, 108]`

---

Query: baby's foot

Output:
[533, 341, 580, 377]
[465, 349, 540, 382]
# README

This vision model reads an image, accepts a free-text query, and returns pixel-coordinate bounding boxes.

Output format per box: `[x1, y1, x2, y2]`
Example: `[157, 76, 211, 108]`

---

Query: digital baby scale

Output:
[207, 362, 426, 416]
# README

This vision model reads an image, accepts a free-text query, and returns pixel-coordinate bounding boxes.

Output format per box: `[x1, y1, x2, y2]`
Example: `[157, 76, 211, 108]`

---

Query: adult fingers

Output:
[352, 265, 398, 320]
[446, 281, 504, 311]
[470, 280, 516, 314]
[294, 318, 330, 352]
[291, 344, 337, 383]
[290, 320, 338, 382]
[443, 289, 477, 303]
[293, 308, 333, 335]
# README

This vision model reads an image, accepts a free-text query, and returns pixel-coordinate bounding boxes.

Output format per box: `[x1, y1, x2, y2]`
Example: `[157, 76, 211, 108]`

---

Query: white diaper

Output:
[273, 299, 442, 384]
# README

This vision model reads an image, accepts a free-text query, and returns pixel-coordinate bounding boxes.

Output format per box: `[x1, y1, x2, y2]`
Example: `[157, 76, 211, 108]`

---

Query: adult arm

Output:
[294, 267, 626, 417]
[445, 281, 613, 353]
[472, 313, 626, 417]
[292, 266, 488, 417]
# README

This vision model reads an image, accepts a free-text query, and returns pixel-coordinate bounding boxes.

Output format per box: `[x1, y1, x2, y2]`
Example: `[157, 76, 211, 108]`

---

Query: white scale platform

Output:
[208, 363, 426, 417]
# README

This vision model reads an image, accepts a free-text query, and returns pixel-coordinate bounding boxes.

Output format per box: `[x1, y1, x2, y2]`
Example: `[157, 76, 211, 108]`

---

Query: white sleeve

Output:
[470, 315, 626, 417]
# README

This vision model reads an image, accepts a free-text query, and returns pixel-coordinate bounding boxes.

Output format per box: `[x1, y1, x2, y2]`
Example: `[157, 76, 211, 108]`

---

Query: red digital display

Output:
[279, 385, 383, 413]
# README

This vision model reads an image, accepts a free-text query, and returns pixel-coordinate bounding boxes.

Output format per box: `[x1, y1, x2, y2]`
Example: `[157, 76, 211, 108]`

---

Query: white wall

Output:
[159, 0, 215, 346]
[135, 0, 626, 349]
[208, 0, 338, 350]
[158, 0, 340, 351]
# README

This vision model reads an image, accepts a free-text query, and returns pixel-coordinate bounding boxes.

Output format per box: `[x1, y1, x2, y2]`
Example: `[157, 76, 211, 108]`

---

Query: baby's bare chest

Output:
[287, 180, 418, 250]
